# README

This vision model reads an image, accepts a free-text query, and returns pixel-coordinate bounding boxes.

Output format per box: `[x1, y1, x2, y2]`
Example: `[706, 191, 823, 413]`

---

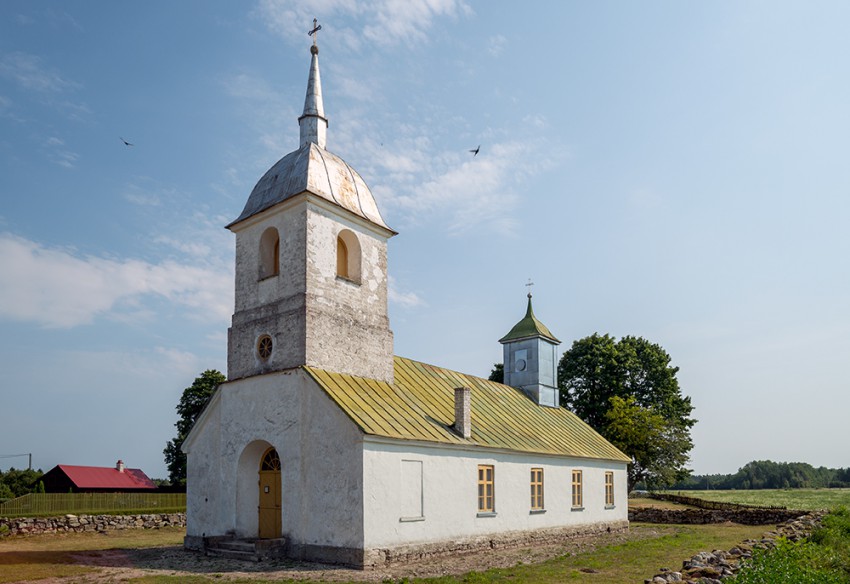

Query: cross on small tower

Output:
[526, 278, 534, 298]
[308, 18, 322, 46]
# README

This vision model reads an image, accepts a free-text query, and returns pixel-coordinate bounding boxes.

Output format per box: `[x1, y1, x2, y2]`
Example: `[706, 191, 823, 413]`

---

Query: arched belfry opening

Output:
[258, 447, 281, 539]
[259, 227, 280, 279]
[336, 229, 361, 283]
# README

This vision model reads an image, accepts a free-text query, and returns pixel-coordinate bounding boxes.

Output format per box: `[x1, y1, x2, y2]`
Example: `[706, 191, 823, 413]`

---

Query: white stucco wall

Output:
[362, 439, 628, 548]
[184, 369, 364, 549]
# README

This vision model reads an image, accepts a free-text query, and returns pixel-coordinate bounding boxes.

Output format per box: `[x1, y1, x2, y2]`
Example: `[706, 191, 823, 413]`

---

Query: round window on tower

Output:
[257, 335, 273, 360]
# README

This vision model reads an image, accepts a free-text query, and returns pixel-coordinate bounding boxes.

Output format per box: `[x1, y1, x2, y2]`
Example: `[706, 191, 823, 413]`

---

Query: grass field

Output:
[661, 488, 850, 511]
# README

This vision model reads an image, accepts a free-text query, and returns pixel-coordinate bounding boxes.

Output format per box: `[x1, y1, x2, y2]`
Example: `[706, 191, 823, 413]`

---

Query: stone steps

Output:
[204, 537, 287, 562]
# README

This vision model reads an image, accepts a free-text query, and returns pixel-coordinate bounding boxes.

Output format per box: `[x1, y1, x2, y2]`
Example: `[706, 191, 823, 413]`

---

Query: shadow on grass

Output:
[38, 544, 361, 578]
[0, 549, 97, 583]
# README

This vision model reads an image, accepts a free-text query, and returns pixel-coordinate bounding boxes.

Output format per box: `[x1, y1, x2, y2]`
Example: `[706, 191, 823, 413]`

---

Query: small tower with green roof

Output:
[499, 293, 561, 407]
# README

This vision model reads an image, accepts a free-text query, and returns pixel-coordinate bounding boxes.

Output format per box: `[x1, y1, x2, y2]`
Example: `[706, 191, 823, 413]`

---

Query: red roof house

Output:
[40, 460, 156, 493]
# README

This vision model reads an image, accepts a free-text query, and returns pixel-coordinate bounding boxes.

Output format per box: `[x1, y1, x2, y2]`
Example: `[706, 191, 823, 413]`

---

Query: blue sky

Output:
[1, 1, 848, 478]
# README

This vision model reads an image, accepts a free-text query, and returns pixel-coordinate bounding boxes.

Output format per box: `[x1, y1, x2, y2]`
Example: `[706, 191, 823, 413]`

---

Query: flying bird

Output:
[120, 137, 134, 147]
[469, 145, 480, 157]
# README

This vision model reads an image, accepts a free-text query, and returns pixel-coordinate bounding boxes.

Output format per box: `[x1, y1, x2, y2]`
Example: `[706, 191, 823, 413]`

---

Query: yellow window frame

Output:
[478, 465, 494, 512]
[571, 469, 583, 508]
[530, 468, 544, 510]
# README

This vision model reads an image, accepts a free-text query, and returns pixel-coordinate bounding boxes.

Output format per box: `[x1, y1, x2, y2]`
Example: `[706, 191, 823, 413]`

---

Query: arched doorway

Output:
[258, 447, 281, 539]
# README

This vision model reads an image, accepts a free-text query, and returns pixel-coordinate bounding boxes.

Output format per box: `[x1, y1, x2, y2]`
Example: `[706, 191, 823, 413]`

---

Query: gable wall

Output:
[184, 369, 364, 550]
[362, 440, 627, 550]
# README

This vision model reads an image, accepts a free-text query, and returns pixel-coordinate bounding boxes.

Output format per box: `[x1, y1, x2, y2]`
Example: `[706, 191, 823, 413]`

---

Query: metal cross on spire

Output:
[308, 18, 322, 46]
[526, 278, 535, 298]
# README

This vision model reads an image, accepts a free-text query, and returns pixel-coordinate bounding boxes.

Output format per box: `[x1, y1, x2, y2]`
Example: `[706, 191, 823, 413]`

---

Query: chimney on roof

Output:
[116, 460, 125, 473]
[454, 387, 471, 439]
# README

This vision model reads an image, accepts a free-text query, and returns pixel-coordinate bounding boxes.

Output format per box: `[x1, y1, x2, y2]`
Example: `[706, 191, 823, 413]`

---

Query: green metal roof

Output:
[499, 294, 560, 344]
[304, 356, 630, 463]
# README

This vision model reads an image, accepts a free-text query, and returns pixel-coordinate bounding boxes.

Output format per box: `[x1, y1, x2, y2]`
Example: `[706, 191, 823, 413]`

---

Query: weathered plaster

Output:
[227, 197, 393, 383]
[184, 369, 364, 550]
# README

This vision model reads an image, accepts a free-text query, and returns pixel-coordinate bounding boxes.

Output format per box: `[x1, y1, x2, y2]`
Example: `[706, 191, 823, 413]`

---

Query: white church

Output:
[182, 33, 630, 568]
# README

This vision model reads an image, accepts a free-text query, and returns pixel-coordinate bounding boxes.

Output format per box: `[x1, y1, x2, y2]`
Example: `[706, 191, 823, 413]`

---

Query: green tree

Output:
[488, 363, 504, 383]
[604, 396, 692, 491]
[0, 481, 14, 500]
[558, 334, 695, 490]
[163, 369, 225, 487]
[0, 468, 43, 497]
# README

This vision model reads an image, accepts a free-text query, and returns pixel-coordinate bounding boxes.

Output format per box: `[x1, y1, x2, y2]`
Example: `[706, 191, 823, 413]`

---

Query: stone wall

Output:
[629, 507, 807, 525]
[0, 513, 185, 537]
[644, 511, 826, 583]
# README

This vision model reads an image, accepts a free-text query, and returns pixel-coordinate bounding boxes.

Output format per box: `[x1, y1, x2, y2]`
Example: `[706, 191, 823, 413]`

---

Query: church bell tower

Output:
[224, 31, 396, 383]
[499, 293, 561, 407]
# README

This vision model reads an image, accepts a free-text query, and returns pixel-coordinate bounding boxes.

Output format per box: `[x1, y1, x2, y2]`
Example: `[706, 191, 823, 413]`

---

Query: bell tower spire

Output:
[226, 18, 395, 384]
[499, 290, 561, 407]
[299, 18, 328, 149]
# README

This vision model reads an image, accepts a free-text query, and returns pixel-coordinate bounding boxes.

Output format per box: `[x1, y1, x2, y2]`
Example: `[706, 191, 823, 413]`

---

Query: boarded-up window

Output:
[400, 460, 423, 519]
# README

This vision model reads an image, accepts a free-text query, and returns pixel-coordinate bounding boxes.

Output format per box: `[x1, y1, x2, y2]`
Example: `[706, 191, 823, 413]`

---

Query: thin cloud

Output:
[0, 52, 79, 93]
[121, 180, 170, 207]
[381, 139, 557, 234]
[488, 34, 507, 57]
[388, 275, 425, 308]
[0, 233, 232, 329]
[44, 136, 79, 169]
[257, 0, 470, 48]
[363, 0, 472, 46]
[219, 70, 296, 175]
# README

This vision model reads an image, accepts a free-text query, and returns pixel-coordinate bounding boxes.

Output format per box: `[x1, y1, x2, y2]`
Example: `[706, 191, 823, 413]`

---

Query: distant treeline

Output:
[669, 460, 850, 490]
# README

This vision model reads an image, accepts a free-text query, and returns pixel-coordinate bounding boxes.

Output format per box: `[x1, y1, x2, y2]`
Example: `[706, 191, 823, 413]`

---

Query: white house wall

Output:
[362, 439, 628, 552]
[184, 369, 364, 556]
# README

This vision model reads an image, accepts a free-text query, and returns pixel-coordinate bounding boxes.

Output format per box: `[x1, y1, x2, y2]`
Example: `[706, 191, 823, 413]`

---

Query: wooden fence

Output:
[0, 493, 186, 518]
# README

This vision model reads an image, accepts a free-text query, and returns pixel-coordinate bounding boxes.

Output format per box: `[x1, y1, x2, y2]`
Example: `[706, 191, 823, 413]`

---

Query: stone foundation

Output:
[362, 520, 630, 569]
[0, 513, 186, 537]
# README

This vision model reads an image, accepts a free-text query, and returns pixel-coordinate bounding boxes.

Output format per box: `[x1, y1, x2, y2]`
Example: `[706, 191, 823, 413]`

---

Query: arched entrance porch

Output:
[235, 440, 281, 538]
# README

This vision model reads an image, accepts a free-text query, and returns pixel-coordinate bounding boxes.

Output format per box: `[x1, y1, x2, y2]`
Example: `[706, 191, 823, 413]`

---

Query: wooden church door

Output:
[258, 448, 281, 539]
